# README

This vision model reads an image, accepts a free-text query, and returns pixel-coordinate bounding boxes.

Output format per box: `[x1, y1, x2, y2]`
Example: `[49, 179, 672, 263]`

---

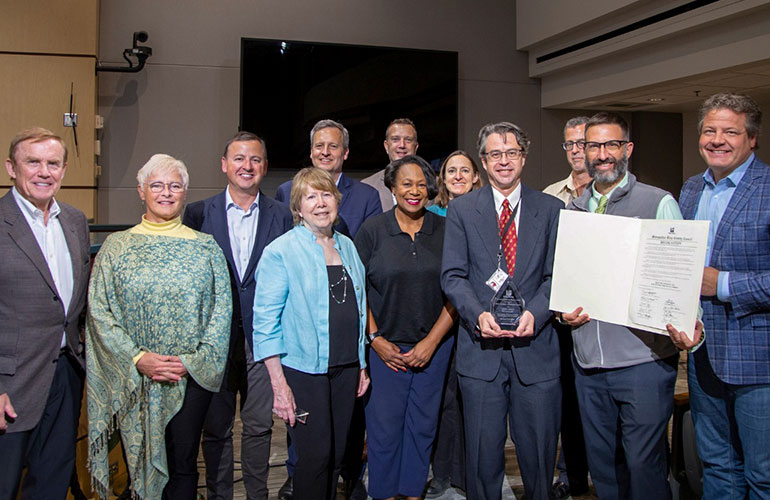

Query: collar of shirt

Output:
[384, 208, 437, 236]
[702, 152, 753, 189]
[696, 152, 754, 269]
[225, 187, 259, 215]
[564, 174, 577, 193]
[492, 184, 521, 216]
[12, 186, 61, 225]
[588, 172, 629, 212]
[491, 184, 522, 231]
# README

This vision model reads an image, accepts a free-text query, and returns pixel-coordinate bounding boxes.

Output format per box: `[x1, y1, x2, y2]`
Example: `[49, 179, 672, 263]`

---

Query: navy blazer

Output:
[183, 191, 293, 356]
[441, 184, 562, 384]
[275, 172, 382, 238]
[679, 156, 770, 385]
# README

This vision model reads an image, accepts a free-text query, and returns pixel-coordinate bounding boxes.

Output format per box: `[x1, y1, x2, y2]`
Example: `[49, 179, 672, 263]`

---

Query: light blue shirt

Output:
[12, 187, 73, 347]
[695, 153, 754, 302]
[225, 188, 259, 280]
[252, 224, 367, 373]
[588, 172, 682, 219]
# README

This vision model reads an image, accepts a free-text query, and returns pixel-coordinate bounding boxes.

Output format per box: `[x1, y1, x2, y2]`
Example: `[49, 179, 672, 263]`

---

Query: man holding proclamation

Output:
[560, 112, 683, 500]
[670, 93, 770, 499]
[441, 121, 562, 500]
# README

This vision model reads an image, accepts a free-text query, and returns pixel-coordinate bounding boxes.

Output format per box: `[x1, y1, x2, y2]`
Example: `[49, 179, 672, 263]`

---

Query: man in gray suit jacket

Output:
[441, 122, 562, 500]
[0, 128, 90, 499]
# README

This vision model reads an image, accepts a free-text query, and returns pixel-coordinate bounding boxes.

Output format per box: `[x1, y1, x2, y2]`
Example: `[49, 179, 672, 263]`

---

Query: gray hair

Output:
[310, 119, 349, 151]
[563, 116, 590, 136]
[477, 122, 531, 159]
[136, 154, 190, 189]
[698, 93, 762, 147]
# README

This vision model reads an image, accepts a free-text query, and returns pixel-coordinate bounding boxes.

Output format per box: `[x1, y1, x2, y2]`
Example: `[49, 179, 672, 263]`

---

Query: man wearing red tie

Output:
[441, 122, 563, 500]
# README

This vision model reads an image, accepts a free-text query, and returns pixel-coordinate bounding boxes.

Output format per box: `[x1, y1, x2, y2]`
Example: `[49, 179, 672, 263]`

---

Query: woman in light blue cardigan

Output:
[252, 167, 369, 500]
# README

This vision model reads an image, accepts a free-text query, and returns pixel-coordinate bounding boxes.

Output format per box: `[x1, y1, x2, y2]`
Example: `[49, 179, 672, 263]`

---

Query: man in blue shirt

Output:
[183, 131, 293, 500]
[671, 93, 770, 499]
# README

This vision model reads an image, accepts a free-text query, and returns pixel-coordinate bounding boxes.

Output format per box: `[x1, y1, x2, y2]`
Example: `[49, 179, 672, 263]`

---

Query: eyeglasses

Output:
[561, 141, 586, 151]
[148, 181, 185, 193]
[483, 149, 524, 161]
[581, 140, 629, 153]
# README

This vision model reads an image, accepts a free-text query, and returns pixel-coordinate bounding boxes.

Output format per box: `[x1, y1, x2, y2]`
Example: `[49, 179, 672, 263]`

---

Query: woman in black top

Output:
[354, 154, 456, 500]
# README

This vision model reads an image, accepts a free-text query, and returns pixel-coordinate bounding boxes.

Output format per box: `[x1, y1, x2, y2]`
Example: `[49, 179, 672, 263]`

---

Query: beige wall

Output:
[97, 0, 548, 223]
[517, 0, 770, 108]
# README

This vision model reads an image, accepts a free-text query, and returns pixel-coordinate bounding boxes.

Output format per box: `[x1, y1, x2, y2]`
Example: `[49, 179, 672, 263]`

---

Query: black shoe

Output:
[343, 478, 368, 500]
[425, 476, 451, 498]
[279, 476, 294, 500]
[552, 481, 570, 500]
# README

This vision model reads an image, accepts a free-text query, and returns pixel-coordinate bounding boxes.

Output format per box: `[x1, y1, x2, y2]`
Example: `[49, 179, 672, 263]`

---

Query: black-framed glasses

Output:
[483, 149, 524, 161]
[561, 141, 586, 151]
[582, 140, 628, 153]
[148, 181, 185, 193]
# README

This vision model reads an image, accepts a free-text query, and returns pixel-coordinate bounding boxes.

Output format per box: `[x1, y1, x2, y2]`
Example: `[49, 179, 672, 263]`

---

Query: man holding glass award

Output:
[441, 122, 563, 500]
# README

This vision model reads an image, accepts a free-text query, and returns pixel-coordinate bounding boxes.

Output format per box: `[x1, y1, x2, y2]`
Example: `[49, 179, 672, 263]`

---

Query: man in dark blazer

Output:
[441, 122, 562, 500]
[0, 127, 90, 499]
[275, 119, 381, 238]
[670, 93, 770, 498]
[183, 131, 292, 500]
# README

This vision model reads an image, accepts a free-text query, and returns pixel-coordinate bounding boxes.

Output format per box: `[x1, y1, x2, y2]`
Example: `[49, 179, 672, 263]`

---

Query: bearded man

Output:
[558, 112, 683, 500]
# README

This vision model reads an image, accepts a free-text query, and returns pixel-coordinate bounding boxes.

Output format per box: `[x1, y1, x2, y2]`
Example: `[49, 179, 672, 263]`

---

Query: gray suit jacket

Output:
[0, 191, 90, 432]
[441, 184, 562, 384]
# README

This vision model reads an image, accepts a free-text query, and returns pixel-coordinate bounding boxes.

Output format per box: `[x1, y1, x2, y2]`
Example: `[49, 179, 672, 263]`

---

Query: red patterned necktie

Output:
[499, 199, 517, 275]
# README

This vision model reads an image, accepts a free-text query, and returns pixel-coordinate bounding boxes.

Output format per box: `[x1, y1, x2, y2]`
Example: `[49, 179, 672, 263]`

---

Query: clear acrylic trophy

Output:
[490, 277, 525, 330]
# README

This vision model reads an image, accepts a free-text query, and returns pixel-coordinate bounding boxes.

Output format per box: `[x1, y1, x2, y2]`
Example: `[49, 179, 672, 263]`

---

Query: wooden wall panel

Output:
[0, 54, 97, 187]
[0, 0, 99, 56]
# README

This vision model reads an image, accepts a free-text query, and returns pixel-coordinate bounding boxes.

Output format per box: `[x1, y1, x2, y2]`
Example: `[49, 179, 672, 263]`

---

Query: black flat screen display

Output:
[240, 38, 458, 172]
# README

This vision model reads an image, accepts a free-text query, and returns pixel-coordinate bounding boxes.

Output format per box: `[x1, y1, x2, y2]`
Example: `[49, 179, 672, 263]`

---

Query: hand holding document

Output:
[549, 211, 709, 341]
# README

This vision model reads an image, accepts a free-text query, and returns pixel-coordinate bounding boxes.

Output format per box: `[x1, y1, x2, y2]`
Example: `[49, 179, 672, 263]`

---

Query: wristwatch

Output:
[367, 330, 382, 343]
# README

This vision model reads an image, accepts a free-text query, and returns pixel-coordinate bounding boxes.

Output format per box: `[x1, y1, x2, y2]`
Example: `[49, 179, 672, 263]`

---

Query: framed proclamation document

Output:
[549, 210, 710, 341]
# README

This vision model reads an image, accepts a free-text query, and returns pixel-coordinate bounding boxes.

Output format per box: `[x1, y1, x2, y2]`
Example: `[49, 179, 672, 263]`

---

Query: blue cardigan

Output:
[252, 224, 367, 373]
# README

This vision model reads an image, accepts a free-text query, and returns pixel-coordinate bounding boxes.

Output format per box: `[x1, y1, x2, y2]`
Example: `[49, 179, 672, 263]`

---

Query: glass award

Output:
[490, 278, 525, 330]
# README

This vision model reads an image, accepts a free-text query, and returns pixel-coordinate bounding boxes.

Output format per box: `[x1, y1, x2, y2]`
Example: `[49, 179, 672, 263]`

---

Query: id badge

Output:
[486, 268, 509, 292]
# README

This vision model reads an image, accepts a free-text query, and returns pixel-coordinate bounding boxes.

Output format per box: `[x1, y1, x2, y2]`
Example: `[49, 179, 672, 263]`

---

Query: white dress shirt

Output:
[491, 183, 522, 233]
[12, 187, 73, 347]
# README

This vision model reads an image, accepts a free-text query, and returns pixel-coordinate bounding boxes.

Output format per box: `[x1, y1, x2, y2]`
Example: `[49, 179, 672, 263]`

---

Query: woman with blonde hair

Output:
[253, 167, 369, 500]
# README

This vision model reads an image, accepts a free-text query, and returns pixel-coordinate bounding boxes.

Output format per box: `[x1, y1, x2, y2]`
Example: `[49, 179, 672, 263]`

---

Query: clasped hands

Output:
[136, 352, 188, 382]
[477, 310, 535, 339]
[371, 336, 441, 372]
